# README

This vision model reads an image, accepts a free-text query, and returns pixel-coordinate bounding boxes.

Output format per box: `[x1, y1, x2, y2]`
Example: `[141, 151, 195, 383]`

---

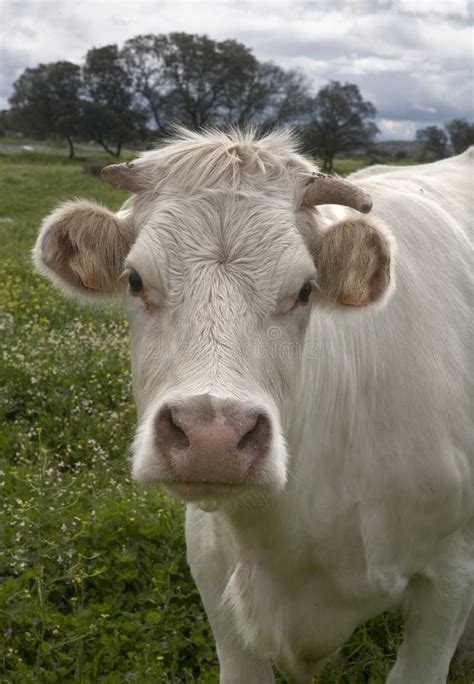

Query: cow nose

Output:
[154, 395, 272, 484]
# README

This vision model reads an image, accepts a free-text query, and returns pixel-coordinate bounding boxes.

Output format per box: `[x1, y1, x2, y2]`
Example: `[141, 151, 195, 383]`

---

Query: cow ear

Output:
[312, 218, 394, 308]
[33, 200, 136, 302]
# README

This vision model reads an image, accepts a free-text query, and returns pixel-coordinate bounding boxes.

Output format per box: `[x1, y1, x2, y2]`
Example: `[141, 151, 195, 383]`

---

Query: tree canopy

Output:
[415, 125, 448, 160]
[302, 81, 378, 171]
[122, 33, 310, 130]
[82, 45, 147, 157]
[9, 62, 82, 158]
[8, 33, 315, 157]
[7, 31, 470, 163]
[445, 118, 474, 155]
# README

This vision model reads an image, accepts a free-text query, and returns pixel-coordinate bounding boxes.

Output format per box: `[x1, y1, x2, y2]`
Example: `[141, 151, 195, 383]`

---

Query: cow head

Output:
[33, 131, 393, 506]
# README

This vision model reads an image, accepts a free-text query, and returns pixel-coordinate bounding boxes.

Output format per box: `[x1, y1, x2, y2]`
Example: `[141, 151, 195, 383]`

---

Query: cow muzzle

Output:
[151, 393, 272, 496]
[132, 391, 288, 502]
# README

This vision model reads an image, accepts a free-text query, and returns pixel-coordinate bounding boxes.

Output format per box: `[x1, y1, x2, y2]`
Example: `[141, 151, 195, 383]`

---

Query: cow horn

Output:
[100, 162, 147, 193]
[303, 173, 372, 213]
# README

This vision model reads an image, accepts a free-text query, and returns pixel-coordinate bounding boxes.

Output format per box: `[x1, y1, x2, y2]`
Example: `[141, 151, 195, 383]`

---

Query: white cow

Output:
[33, 129, 473, 684]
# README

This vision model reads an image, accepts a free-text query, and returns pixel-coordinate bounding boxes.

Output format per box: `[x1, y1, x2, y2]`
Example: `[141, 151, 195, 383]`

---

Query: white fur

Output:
[34, 131, 474, 683]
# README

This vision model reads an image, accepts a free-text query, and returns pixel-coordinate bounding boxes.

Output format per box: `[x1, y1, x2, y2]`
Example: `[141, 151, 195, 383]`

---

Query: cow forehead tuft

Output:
[132, 128, 314, 197]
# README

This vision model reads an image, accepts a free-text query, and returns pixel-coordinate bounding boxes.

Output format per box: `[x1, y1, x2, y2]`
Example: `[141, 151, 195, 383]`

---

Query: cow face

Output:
[33, 132, 393, 505]
[125, 191, 318, 503]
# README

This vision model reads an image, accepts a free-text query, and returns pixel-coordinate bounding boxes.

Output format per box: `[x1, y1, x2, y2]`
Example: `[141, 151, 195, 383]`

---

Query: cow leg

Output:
[387, 573, 474, 684]
[455, 604, 474, 663]
[185, 507, 275, 684]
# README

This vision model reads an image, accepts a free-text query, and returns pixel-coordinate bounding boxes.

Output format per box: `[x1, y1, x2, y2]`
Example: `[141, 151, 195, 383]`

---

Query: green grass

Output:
[326, 158, 417, 176]
[0, 138, 137, 165]
[0, 136, 67, 148]
[0, 157, 472, 683]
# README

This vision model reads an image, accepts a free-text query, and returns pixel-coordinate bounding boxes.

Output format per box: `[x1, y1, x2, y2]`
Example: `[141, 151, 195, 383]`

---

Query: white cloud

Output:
[414, 104, 437, 114]
[0, 0, 472, 138]
[394, 0, 471, 19]
[378, 118, 430, 140]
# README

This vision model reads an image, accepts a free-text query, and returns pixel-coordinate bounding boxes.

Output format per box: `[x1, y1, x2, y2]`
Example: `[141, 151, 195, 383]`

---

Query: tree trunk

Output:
[96, 136, 118, 157]
[115, 139, 122, 158]
[323, 156, 333, 173]
[325, 155, 334, 173]
[149, 102, 163, 131]
[65, 135, 74, 160]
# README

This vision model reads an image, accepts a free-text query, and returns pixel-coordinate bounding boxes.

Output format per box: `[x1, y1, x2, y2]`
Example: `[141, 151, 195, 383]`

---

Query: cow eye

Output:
[128, 271, 143, 294]
[297, 281, 312, 304]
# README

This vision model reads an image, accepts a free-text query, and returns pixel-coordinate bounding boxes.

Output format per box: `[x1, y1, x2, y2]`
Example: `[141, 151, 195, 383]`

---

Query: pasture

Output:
[0, 151, 471, 683]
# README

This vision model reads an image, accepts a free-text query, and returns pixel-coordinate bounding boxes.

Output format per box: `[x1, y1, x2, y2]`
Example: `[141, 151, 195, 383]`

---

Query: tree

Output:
[196, 35, 269, 127]
[262, 65, 311, 125]
[8, 62, 82, 158]
[220, 59, 310, 127]
[445, 118, 474, 155]
[122, 34, 169, 131]
[0, 109, 13, 136]
[301, 81, 378, 172]
[161, 33, 260, 129]
[122, 32, 310, 131]
[416, 125, 448, 160]
[82, 45, 147, 156]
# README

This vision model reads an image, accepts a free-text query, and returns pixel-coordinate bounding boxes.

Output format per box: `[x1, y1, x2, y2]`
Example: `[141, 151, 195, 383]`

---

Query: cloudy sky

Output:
[1, 0, 472, 140]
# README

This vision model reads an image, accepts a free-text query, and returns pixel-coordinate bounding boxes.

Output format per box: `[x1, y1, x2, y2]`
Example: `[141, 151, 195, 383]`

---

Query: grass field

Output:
[0, 151, 472, 683]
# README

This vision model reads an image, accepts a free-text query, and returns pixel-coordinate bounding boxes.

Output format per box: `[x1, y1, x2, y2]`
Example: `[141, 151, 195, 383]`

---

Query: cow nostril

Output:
[153, 398, 274, 484]
[237, 414, 271, 454]
[165, 408, 190, 449]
